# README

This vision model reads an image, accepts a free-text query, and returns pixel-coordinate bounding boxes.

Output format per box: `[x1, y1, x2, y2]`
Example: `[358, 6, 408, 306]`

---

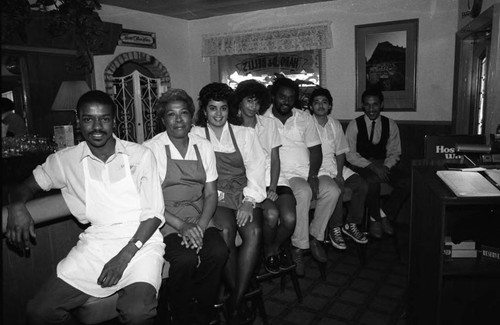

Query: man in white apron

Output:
[263, 77, 341, 276]
[6, 91, 166, 325]
[308, 87, 368, 250]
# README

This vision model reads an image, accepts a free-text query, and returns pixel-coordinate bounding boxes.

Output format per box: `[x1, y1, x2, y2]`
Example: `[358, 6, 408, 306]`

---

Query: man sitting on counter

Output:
[5, 90, 166, 325]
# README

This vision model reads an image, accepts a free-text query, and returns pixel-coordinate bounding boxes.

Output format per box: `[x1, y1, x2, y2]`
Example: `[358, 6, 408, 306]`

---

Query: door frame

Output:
[452, 4, 500, 138]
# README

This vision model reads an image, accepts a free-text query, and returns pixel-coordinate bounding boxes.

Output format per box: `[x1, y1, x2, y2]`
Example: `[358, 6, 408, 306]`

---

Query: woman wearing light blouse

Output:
[232, 79, 297, 274]
[191, 82, 266, 323]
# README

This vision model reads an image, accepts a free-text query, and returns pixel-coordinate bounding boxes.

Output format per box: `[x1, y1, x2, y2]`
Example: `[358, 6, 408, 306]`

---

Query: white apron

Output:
[279, 116, 311, 179]
[314, 119, 355, 180]
[56, 154, 165, 297]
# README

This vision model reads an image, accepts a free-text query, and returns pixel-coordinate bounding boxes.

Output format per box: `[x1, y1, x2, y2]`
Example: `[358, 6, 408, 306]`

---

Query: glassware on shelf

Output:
[2, 135, 56, 158]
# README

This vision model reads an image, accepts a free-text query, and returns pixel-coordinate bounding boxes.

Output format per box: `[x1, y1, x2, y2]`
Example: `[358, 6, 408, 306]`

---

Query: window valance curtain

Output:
[202, 21, 332, 57]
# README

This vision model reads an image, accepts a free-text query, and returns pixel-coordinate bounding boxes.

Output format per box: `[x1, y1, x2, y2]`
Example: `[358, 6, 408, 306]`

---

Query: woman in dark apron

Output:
[144, 89, 228, 325]
[192, 83, 267, 324]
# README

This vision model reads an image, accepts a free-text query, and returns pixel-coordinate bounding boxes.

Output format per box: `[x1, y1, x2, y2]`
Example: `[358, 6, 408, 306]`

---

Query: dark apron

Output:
[161, 143, 208, 236]
[205, 125, 247, 210]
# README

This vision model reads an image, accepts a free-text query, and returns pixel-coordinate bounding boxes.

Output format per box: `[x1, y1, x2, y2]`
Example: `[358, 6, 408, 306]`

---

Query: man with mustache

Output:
[345, 88, 410, 239]
[5, 90, 165, 325]
[308, 87, 368, 250]
[262, 77, 341, 276]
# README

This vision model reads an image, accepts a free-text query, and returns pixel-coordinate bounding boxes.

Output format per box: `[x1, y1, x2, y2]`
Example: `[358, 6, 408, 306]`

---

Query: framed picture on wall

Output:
[355, 19, 418, 111]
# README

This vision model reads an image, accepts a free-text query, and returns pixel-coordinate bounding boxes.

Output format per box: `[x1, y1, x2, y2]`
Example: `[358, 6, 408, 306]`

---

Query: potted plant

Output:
[2, 0, 105, 72]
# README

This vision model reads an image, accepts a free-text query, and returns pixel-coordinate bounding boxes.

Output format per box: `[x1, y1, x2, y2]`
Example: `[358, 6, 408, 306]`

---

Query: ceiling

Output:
[99, 0, 333, 20]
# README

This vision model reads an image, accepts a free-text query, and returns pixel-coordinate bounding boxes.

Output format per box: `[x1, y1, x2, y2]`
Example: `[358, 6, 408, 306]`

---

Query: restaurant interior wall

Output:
[94, 5, 191, 95]
[95, 1, 457, 123]
[188, 0, 458, 122]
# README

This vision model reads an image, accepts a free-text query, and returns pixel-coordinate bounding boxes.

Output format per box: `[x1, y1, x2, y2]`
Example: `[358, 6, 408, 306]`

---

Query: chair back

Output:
[423, 135, 485, 160]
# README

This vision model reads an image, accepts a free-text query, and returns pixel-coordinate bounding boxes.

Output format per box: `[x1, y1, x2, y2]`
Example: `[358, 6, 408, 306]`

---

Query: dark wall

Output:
[25, 52, 91, 137]
[339, 119, 452, 163]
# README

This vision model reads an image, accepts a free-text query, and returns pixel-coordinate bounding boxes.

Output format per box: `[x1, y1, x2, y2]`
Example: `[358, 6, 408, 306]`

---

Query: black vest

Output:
[355, 115, 389, 160]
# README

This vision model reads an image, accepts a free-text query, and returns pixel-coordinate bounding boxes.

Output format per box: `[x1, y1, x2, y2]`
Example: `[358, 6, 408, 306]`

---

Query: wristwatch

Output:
[242, 197, 256, 208]
[129, 238, 143, 250]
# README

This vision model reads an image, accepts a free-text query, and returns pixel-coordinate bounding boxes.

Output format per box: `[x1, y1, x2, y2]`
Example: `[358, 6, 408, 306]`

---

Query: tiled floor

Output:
[97, 222, 409, 325]
[252, 224, 409, 325]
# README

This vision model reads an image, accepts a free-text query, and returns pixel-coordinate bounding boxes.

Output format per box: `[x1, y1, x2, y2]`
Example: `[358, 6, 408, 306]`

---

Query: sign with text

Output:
[221, 51, 318, 76]
[424, 135, 485, 160]
[118, 29, 156, 49]
[218, 50, 321, 89]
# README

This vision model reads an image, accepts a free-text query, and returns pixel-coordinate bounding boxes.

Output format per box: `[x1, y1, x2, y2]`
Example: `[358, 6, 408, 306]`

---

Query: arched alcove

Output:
[103, 51, 171, 95]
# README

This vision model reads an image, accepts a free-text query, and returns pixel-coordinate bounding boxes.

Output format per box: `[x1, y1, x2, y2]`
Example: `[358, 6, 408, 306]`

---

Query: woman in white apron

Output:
[6, 91, 165, 325]
[191, 83, 266, 324]
[144, 89, 228, 325]
[233, 80, 297, 274]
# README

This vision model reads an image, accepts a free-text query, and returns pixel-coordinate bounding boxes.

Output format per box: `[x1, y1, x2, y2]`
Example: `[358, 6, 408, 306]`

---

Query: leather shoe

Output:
[278, 248, 292, 270]
[310, 237, 328, 263]
[369, 221, 383, 239]
[381, 218, 394, 235]
[291, 248, 305, 277]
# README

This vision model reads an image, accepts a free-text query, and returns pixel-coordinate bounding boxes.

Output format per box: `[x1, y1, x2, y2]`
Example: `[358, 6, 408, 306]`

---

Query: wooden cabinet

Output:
[408, 165, 500, 324]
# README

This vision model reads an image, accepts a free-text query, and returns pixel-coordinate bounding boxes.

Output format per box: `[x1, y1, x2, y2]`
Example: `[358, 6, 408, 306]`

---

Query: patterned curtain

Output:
[202, 21, 332, 57]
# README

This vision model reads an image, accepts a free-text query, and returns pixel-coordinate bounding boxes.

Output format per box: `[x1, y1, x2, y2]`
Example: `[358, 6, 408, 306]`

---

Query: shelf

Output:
[443, 258, 500, 277]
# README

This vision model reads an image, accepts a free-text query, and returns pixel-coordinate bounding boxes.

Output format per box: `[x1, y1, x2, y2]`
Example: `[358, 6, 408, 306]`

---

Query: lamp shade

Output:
[51, 81, 91, 112]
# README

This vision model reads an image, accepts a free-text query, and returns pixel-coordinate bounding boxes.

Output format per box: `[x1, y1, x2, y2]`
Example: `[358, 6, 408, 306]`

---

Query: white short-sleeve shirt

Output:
[313, 115, 355, 179]
[254, 115, 289, 187]
[33, 136, 165, 225]
[264, 108, 321, 179]
[191, 123, 266, 203]
[143, 132, 218, 184]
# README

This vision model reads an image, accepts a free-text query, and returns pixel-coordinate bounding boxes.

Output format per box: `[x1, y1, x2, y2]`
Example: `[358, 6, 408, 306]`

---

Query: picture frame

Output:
[355, 19, 418, 111]
[118, 29, 157, 49]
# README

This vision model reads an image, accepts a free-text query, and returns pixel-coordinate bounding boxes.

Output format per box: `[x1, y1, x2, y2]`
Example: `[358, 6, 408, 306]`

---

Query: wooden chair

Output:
[255, 241, 303, 303]
[320, 186, 369, 266]
[318, 181, 398, 266]
[309, 186, 367, 277]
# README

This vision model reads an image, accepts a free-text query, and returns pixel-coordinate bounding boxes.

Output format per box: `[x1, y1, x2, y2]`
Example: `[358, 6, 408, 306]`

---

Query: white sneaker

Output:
[342, 223, 368, 244]
[329, 227, 346, 250]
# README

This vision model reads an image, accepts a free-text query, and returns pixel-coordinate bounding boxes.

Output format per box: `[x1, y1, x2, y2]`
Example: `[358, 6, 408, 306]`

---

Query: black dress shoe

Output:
[291, 247, 305, 277]
[264, 254, 280, 274]
[310, 237, 328, 263]
[278, 248, 292, 270]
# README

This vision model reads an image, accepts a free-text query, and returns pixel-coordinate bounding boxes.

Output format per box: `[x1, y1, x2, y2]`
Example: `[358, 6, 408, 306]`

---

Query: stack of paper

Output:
[436, 170, 500, 197]
[444, 236, 477, 259]
[484, 169, 500, 187]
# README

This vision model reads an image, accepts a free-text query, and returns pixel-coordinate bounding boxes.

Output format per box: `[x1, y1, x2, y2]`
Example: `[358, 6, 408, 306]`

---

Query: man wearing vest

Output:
[345, 89, 410, 238]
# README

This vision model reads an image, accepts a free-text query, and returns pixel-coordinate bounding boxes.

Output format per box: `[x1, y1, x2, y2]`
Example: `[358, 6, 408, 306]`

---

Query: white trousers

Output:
[289, 175, 341, 249]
